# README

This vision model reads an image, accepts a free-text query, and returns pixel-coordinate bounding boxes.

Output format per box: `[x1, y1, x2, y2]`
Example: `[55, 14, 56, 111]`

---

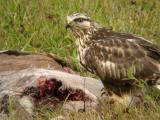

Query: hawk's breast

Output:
[76, 37, 96, 73]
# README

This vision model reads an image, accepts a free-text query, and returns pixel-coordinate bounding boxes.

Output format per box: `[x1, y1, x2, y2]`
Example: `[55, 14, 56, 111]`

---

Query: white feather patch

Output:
[127, 39, 134, 42]
[105, 61, 116, 78]
[155, 85, 160, 90]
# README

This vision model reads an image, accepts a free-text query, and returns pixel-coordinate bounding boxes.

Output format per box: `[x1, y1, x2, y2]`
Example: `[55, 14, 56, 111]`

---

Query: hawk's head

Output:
[66, 13, 101, 32]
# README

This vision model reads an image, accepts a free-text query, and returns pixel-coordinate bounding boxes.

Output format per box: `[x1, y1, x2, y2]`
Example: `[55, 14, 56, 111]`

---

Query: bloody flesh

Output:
[22, 76, 91, 106]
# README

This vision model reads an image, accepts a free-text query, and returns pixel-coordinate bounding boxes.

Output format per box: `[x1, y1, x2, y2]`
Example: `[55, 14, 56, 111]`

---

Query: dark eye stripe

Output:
[74, 18, 90, 22]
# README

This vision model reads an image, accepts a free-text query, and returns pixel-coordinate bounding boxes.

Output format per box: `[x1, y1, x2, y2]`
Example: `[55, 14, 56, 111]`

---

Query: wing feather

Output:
[84, 33, 160, 81]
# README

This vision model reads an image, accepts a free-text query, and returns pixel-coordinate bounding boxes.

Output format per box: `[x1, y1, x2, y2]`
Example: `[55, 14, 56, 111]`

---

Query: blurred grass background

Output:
[0, 0, 160, 119]
[0, 0, 160, 71]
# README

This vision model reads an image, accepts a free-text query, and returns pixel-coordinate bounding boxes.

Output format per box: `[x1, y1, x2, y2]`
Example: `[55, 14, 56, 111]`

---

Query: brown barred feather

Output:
[84, 30, 160, 81]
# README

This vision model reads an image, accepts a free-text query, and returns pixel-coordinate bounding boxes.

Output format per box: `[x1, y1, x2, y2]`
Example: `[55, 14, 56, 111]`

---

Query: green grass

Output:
[0, 0, 160, 119]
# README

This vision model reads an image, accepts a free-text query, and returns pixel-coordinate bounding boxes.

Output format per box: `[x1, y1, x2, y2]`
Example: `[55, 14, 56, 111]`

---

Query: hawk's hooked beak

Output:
[66, 16, 73, 30]
[65, 24, 71, 29]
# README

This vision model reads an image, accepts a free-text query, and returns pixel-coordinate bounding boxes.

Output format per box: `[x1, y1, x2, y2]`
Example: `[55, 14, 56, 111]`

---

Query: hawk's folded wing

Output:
[84, 36, 160, 81]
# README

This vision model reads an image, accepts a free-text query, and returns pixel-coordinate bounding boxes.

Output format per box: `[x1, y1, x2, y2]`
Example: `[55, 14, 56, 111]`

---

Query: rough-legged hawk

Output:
[66, 13, 160, 106]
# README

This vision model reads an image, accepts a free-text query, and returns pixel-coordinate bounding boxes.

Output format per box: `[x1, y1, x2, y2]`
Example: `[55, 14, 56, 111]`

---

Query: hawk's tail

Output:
[155, 78, 160, 90]
[146, 72, 160, 90]
[152, 73, 160, 90]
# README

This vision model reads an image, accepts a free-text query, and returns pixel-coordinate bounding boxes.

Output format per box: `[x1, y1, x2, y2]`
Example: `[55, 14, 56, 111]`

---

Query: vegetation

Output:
[0, 0, 160, 119]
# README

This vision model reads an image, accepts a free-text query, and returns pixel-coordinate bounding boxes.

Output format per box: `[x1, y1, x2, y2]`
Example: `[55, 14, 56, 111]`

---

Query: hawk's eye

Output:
[74, 18, 86, 22]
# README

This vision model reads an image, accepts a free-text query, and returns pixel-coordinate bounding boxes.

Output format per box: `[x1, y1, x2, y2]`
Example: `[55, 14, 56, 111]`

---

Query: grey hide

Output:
[0, 68, 104, 120]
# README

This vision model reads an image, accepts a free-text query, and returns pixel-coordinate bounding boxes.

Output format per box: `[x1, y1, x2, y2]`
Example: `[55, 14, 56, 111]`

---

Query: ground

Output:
[0, 0, 160, 119]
